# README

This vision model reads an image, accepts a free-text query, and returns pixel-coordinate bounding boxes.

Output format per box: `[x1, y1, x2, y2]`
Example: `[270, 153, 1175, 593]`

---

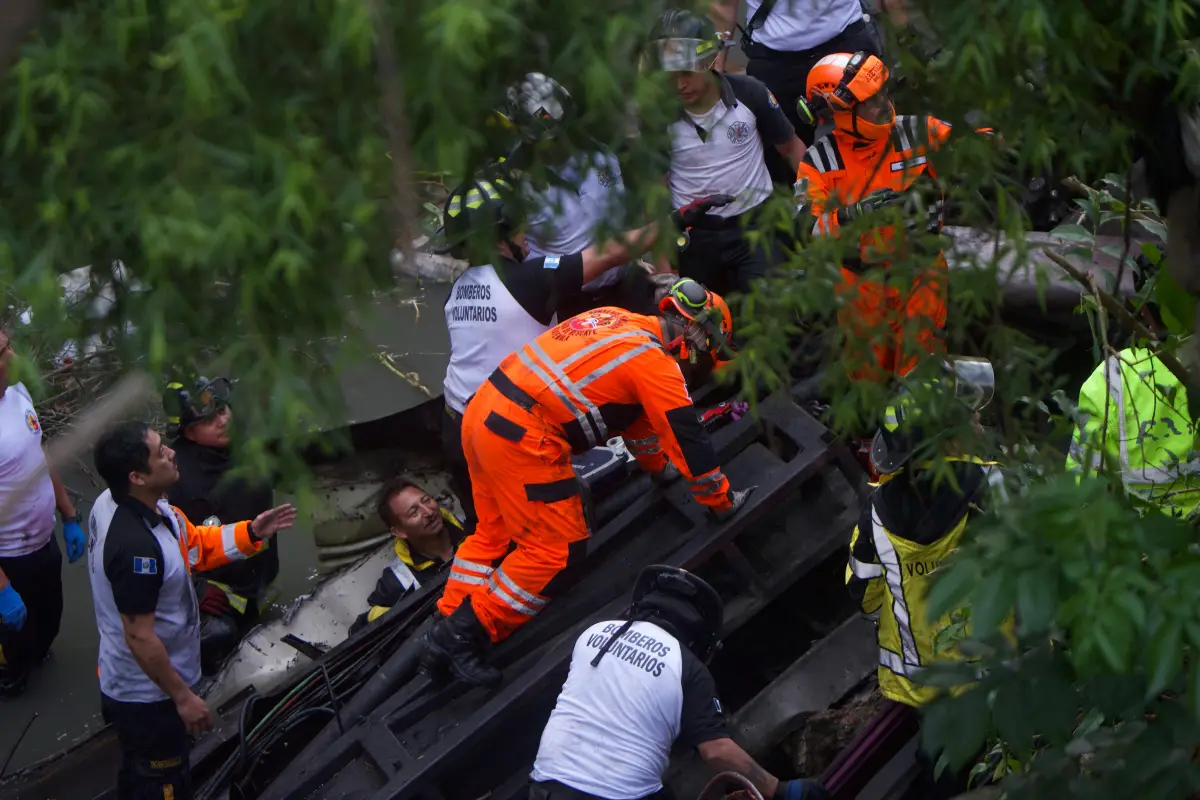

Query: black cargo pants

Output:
[101, 693, 193, 800]
[676, 208, 783, 299]
[0, 535, 63, 680]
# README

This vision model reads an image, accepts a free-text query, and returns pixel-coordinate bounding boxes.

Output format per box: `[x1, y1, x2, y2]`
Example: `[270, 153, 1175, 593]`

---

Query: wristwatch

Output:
[61, 513, 82, 525]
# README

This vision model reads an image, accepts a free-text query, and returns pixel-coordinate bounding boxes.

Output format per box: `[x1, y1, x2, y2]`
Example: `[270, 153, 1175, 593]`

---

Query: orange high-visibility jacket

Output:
[165, 506, 263, 574]
[797, 115, 956, 260]
[488, 307, 733, 511]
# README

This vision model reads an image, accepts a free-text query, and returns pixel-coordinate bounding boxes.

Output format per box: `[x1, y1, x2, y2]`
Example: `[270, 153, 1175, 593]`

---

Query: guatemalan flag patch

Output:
[133, 557, 158, 576]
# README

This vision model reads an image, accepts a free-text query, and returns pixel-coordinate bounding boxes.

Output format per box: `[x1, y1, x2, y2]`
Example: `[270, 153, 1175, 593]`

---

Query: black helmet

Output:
[442, 178, 517, 260]
[631, 565, 724, 660]
[870, 357, 996, 475]
[163, 376, 232, 436]
[645, 10, 724, 73]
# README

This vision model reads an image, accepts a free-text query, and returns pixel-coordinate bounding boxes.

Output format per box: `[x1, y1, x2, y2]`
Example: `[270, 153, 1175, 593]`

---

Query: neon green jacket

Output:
[1066, 348, 1200, 519]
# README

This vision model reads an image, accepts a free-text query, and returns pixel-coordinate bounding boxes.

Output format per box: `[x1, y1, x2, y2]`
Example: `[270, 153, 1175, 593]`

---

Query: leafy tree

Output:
[2, 0, 1200, 795]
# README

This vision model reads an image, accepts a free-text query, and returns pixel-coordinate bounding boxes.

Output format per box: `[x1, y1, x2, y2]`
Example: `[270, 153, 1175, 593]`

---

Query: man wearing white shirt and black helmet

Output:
[530, 565, 828, 800]
[647, 10, 806, 299]
[440, 178, 731, 524]
[711, 0, 883, 184]
[504, 73, 642, 320]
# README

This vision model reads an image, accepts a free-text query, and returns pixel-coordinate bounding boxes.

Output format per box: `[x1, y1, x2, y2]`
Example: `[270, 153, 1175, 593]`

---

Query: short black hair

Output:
[94, 421, 152, 496]
[377, 476, 423, 530]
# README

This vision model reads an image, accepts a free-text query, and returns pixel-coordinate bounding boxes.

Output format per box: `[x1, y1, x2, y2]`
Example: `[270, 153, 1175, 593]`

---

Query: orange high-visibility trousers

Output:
[836, 265, 947, 383]
[437, 380, 589, 643]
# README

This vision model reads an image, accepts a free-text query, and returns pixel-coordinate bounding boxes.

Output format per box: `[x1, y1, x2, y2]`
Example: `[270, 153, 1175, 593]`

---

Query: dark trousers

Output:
[745, 19, 884, 184]
[441, 404, 478, 531]
[676, 212, 782, 299]
[529, 780, 674, 800]
[101, 693, 193, 800]
[0, 535, 63, 677]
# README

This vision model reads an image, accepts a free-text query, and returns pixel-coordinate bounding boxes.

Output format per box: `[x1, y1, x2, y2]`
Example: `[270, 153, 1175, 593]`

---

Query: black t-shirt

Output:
[489, 252, 589, 326]
[103, 499, 169, 616]
[677, 647, 731, 750]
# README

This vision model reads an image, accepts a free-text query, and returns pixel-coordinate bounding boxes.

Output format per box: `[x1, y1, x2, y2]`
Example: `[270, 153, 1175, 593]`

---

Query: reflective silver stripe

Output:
[491, 567, 548, 609]
[890, 156, 928, 172]
[880, 646, 919, 676]
[557, 330, 654, 370]
[447, 571, 488, 587]
[529, 340, 609, 445]
[575, 341, 662, 389]
[519, 346, 598, 447]
[691, 471, 725, 485]
[626, 436, 658, 447]
[871, 505, 922, 668]
[487, 569, 546, 617]
[894, 115, 914, 152]
[220, 524, 243, 561]
[849, 555, 883, 580]
[981, 465, 1009, 504]
[188, 546, 200, 568]
[692, 482, 727, 497]
[451, 556, 494, 577]
[1101, 355, 1200, 486]
[813, 213, 836, 236]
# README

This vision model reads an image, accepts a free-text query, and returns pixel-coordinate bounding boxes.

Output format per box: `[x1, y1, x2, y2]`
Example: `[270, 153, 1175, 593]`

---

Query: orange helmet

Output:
[658, 278, 735, 363]
[799, 51, 894, 141]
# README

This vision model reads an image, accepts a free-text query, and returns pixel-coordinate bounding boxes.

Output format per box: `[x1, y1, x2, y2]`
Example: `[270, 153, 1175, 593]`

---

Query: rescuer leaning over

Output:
[846, 357, 1006, 709]
[794, 51, 985, 383]
[421, 279, 754, 689]
[440, 177, 733, 529]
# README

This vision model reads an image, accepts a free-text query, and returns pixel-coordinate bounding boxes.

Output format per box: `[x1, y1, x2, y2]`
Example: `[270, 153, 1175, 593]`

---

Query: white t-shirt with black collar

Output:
[667, 73, 795, 218]
[744, 0, 865, 53]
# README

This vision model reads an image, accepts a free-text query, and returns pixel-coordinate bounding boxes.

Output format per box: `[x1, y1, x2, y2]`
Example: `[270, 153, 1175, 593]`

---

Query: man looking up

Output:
[89, 421, 296, 799]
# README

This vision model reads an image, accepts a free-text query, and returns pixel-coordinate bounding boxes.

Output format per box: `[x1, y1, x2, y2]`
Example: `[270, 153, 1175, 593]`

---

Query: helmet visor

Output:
[647, 38, 720, 73]
[193, 378, 232, 418]
[946, 358, 995, 411]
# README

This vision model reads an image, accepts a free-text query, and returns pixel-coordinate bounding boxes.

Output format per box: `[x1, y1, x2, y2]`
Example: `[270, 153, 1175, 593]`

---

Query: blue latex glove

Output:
[0, 584, 27, 632]
[63, 520, 86, 564]
[774, 779, 830, 800]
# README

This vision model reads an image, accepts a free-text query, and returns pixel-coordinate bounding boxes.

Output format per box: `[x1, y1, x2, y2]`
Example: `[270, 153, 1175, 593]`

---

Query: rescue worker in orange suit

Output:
[794, 51, 969, 383]
[421, 280, 753, 688]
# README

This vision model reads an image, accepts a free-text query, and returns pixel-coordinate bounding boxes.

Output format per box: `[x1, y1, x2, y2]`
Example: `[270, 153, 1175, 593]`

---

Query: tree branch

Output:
[366, 0, 418, 279]
[1044, 248, 1193, 388]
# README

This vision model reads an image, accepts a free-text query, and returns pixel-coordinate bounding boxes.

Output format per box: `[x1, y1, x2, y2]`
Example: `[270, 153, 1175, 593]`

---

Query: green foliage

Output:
[922, 475, 1200, 797]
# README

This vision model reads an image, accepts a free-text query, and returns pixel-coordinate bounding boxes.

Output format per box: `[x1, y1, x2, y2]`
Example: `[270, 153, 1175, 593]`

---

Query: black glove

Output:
[773, 779, 830, 800]
[650, 462, 682, 486]
[671, 194, 736, 231]
[834, 188, 905, 225]
[711, 486, 756, 521]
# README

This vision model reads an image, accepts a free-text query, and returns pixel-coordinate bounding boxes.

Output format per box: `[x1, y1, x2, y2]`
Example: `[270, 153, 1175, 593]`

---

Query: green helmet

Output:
[869, 357, 996, 475]
[645, 9, 724, 73]
[441, 178, 517, 259]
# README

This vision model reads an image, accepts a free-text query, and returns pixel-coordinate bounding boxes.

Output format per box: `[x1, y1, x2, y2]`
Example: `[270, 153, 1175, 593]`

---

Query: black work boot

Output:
[420, 597, 503, 689]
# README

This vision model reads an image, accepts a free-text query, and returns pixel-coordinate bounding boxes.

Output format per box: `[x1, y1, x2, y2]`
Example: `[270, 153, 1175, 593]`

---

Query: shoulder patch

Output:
[543, 256, 561, 270]
[713, 697, 723, 714]
[133, 557, 158, 576]
[767, 91, 779, 109]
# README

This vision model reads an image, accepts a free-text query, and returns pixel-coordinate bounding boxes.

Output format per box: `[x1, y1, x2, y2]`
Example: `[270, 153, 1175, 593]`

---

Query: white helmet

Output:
[505, 72, 571, 141]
